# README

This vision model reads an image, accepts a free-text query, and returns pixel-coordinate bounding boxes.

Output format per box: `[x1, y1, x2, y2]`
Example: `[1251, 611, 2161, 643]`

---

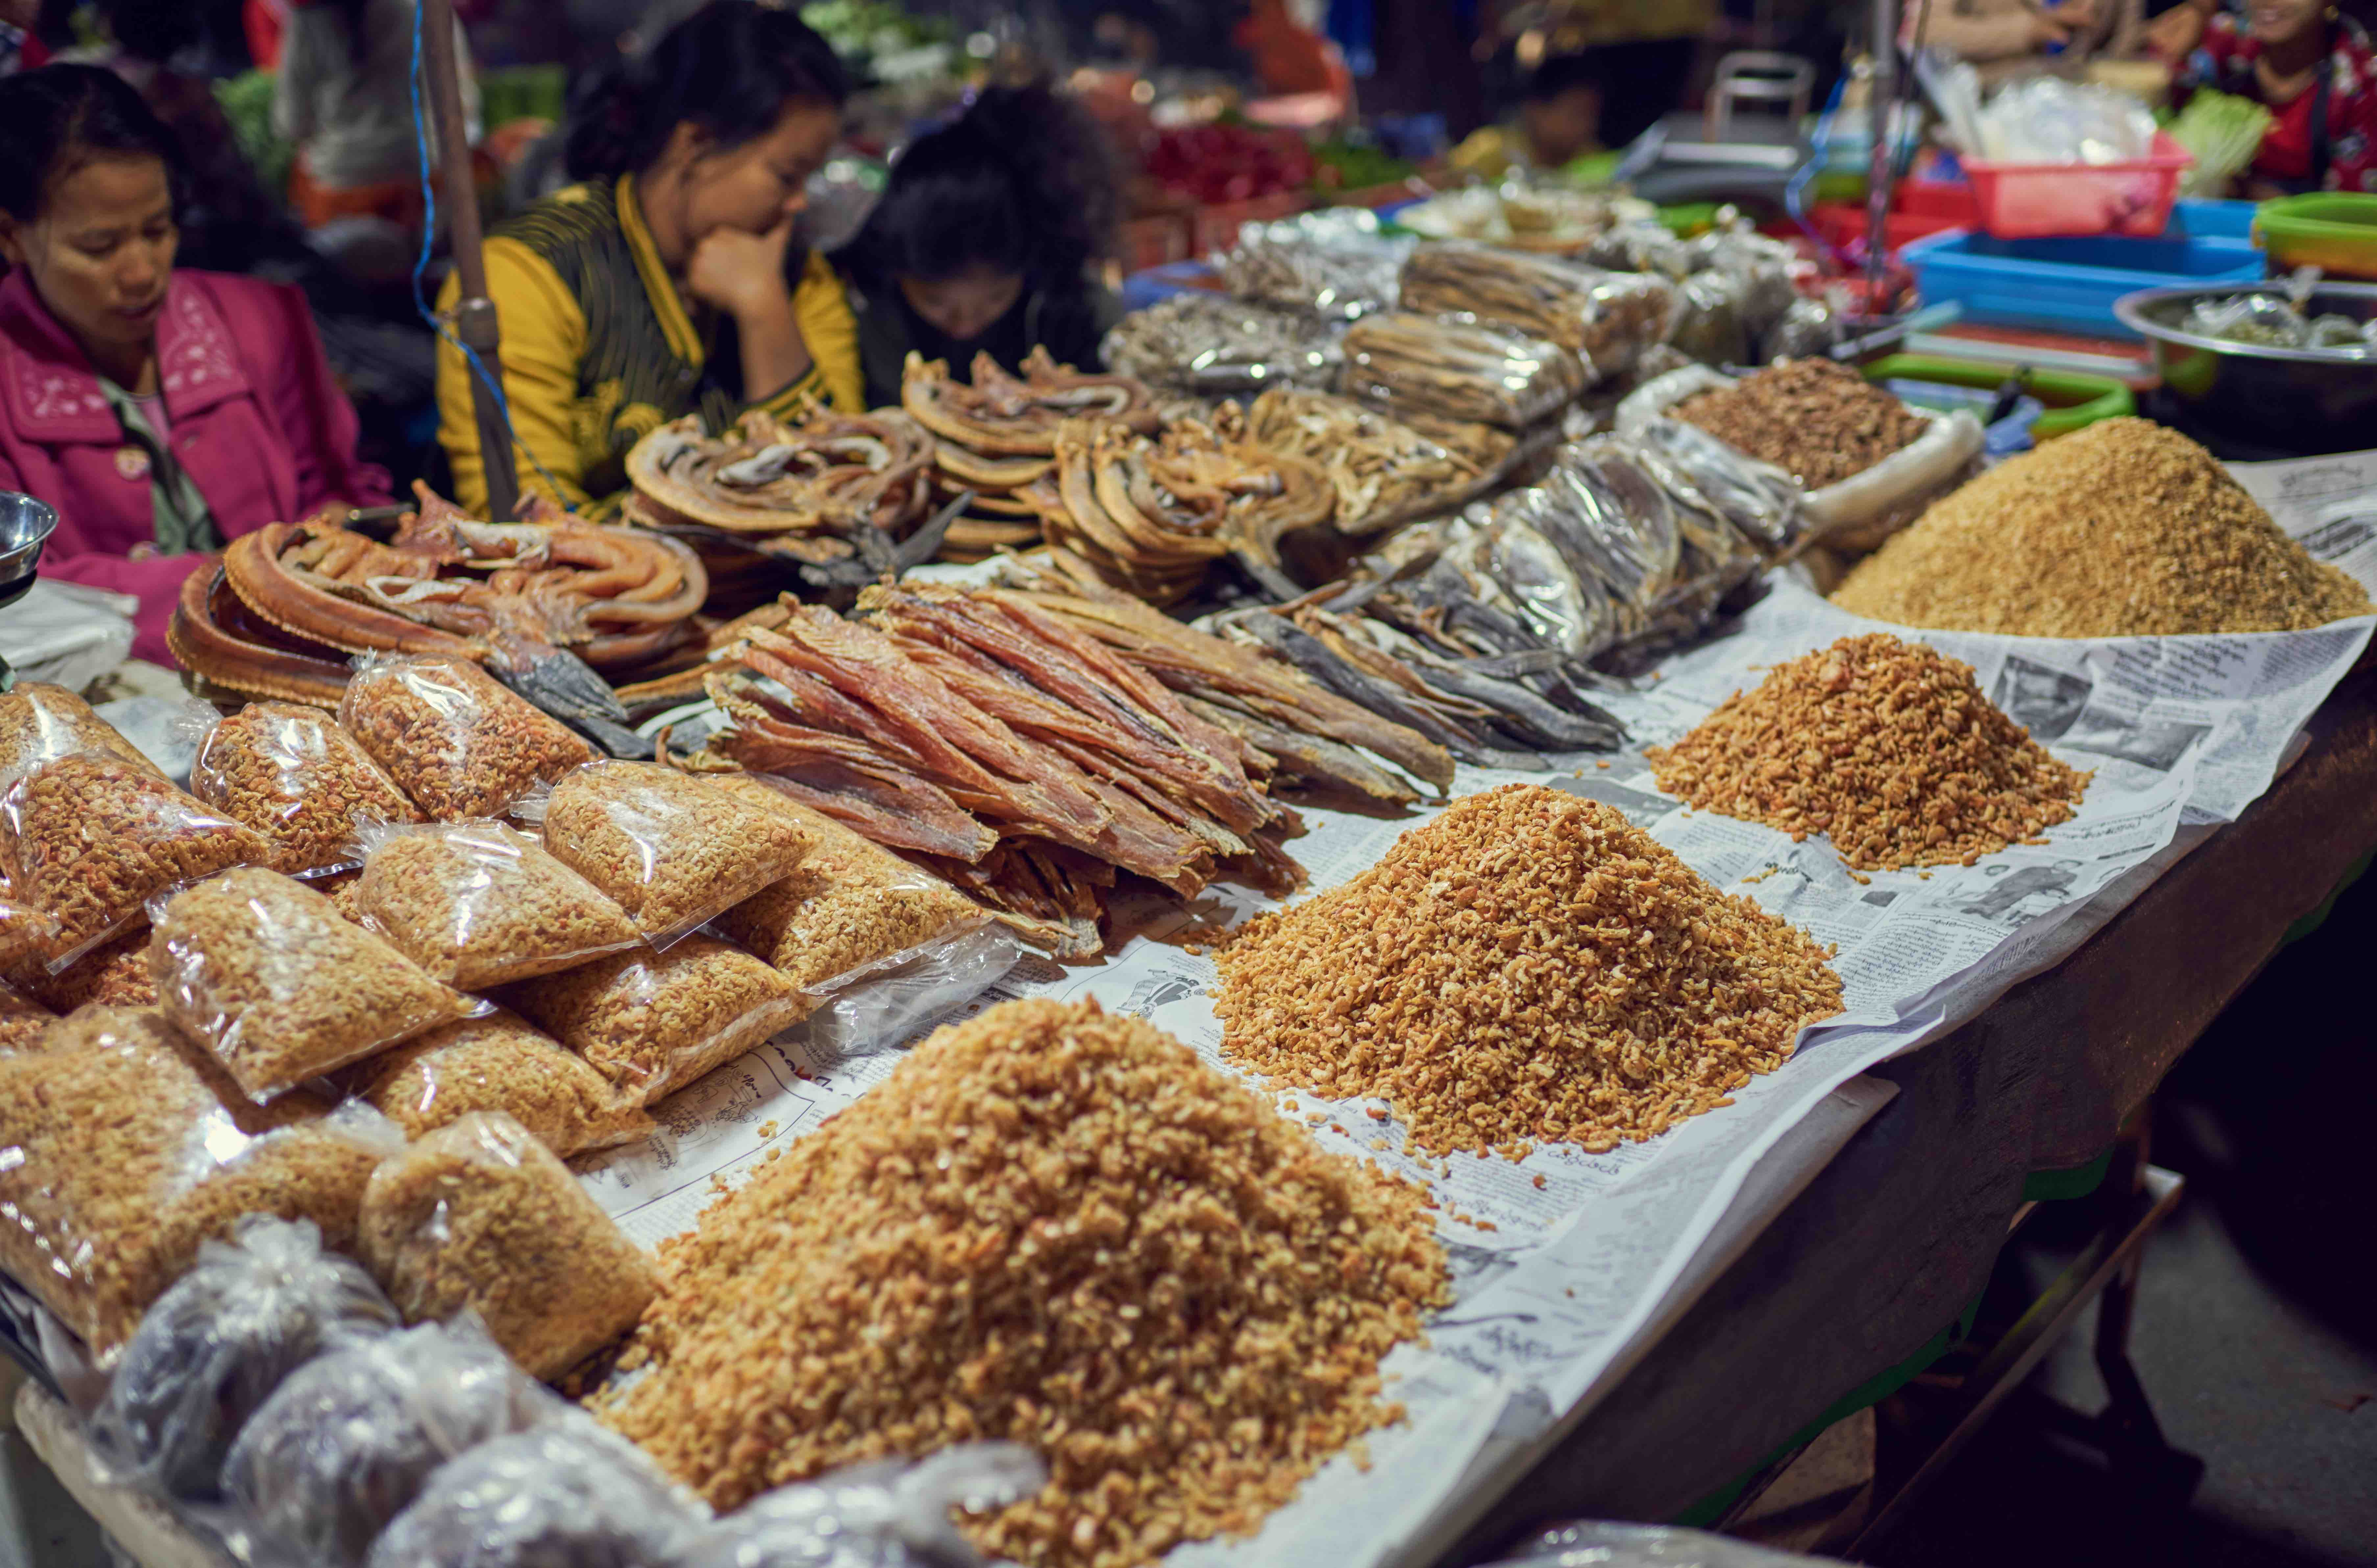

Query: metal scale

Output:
[0, 492, 58, 693]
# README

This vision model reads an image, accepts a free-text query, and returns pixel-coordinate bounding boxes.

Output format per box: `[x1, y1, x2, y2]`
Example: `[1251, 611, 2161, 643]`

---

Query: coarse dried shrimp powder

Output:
[1646, 633, 2091, 872]
[1831, 417, 2371, 637]
[595, 997, 1446, 1568]
[1214, 784, 1844, 1159]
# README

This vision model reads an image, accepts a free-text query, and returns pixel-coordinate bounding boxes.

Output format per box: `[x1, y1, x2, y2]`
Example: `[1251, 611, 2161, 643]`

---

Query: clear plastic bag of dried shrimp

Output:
[338, 654, 593, 821]
[0, 1006, 400, 1364]
[524, 761, 811, 946]
[503, 936, 812, 1108]
[185, 702, 424, 876]
[0, 679, 165, 797]
[0, 751, 271, 972]
[148, 867, 483, 1102]
[350, 820, 642, 990]
[358, 1110, 657, 1382]
[348, 1007, 654, 1158]
[91, 1214, 397, 1501]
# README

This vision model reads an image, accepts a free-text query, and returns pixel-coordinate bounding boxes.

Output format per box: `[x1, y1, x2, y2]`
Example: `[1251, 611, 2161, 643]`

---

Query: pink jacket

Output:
[0, 268, 391, 664]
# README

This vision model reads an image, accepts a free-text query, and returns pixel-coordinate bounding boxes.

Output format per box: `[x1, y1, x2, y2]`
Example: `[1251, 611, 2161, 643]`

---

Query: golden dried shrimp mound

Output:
[1831, 417, 2371, 637]
[1648, 633, 2091, 871]
[1215, 784, 1844, 1159]
[596, 997, 1446, 1568]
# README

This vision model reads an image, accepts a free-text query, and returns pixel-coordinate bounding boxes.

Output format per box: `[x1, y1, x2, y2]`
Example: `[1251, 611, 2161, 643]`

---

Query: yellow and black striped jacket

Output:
[434, 175, 862, 517]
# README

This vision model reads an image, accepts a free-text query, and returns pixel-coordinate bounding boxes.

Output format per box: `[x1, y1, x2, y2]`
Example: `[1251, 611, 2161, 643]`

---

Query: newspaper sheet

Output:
[570, 451, 2377, 1567]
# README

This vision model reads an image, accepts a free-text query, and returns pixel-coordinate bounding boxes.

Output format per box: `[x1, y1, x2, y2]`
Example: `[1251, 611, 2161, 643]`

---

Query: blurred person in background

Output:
[2173, 0, 2377, 192]
[0, 0, 49, 74]
[0, 65, 389, 663]
[435, 0, 858, 517]
[275, 0, 478, 234]
[1904, 0, 2144, 82]
[1451, 51, 1607, 179]
[834, 83, 1122, 408]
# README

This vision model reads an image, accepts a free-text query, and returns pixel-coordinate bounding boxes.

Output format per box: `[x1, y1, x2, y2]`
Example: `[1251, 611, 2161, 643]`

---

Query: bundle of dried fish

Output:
[169, 487, 706, 751]
[1245, 388, 1515, 535]
[1027, 412, 1335, 605]
[1339, 313, 1585, 431]
[623, 407, 935, 566]
[904, 838, 1113, 960]
[901, 350, 1164, 565]
[1399, 242, 1676, 382]
[1100, 293, 1344, 395]
[686, 587, 1328, 907]
[1213, 213, 1412, 321]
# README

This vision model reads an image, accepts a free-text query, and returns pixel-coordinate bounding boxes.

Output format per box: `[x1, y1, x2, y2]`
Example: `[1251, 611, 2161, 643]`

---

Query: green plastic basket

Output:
[2254, 192, 2377, 280]
[1859, 354, 2133, 440]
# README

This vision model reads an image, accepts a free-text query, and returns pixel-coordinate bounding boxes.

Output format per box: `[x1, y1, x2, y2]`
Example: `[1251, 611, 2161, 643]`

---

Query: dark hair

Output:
[1524, 52, 1608, 104]
[0, 64, 182, 222]
[838, 85, 1119, 289]
[563, 1, 849, 182]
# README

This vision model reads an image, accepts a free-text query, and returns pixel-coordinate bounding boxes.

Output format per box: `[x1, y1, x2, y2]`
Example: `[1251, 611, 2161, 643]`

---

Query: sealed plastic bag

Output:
[0, 1006, 395, 1363]
[1101, 293, 1345, 395]
[152, 867, 481, 1101]
[684, 1443, 1046, 1568]
[7, 925, 153, 1012]
[791, 924, 1026, 1062]
[1213, 208, 1410, 321]
[352, 820, 641, 990]
[0, 680, 164, 797]
[338, 654, 594, 821]
[91, 1215, 397, 1500]
[1399, 241, 1676, 381]
[0, 886, 58, 972]
[1, 752, 270, 971]
[351, 1008, 654, 1158]
[188, 701, 424, 876]
[536, 762, 812, 945]
[706, 777, 993, 995]
[358, 1111, 655, 1381]
[504, 936, 811, 1107]
[1340, 312, 1586, 430]
[223, 1317, 547, 1568]
[366, 1410, 708, 1568]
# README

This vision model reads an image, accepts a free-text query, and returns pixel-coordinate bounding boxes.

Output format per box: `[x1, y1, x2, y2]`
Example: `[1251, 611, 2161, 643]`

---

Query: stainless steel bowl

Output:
[0, 491, 57, 602]
[2114, 282, 2377, 458]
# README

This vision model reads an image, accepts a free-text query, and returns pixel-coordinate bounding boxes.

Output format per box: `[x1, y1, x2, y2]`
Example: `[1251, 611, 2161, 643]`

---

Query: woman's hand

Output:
[2143, 0, 2213, 61]
[683, 216, 797, 323]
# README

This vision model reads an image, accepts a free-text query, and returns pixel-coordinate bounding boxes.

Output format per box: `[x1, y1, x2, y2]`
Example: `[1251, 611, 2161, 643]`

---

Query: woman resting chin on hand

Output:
[0, 65, 389, 665]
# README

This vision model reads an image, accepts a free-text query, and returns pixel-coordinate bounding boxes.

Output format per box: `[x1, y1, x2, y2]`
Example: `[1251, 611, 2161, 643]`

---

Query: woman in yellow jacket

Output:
[435, 0, 862, 517]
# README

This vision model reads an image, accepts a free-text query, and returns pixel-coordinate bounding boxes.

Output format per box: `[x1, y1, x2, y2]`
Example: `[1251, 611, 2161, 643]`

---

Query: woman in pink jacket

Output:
[0, 64, 388, 664]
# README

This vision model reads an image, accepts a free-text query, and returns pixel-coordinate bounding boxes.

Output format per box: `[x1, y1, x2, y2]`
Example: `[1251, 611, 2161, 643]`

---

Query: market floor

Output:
[1867, 874, 2377, 1568]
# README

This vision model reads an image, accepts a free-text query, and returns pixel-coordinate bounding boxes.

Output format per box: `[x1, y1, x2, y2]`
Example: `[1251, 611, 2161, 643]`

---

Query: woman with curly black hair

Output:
[835, 84, 1123, 408]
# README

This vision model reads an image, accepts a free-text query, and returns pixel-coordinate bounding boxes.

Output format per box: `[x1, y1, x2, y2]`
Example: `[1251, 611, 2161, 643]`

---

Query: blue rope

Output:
[408, 1, 573, 511]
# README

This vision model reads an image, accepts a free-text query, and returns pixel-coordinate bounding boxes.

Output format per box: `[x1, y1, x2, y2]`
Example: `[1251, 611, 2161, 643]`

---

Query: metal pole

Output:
[1866, 0, 1896, 310]
[422, 0, 520, 522]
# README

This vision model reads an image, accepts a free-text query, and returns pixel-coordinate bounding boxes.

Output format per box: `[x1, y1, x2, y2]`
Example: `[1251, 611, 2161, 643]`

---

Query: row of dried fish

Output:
[1243, 387, 1518, 537]
[678, 575, 1456, 947]
[1398, 241, 1676, 382]
[1023, 410, 1335, 606]
[1197, 413, 1818, 762]
[1340, 313, 1588, 431]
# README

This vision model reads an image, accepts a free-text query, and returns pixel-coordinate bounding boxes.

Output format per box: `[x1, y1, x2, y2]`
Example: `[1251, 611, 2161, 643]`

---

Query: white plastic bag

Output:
[684, 1443, 1046, 1568]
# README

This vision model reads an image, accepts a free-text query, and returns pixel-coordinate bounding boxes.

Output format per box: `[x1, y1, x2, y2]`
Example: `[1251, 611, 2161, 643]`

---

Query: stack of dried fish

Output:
[902, 350, 1163, 561]
[1024, 411, 1335, 605]
[684, 577, 1454, 944]
[169, 486, 705, 752]
[1339, 314, 1586, 431]
[1244, 388, 1516, 535]
[1099, 293, 1344, 396]
[1398, 241, 1675, 383]
[621, 408, 938, 584]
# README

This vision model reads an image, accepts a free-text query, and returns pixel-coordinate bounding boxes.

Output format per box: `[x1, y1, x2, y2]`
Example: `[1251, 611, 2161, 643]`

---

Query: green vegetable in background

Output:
[2168, 90, 2273, 198]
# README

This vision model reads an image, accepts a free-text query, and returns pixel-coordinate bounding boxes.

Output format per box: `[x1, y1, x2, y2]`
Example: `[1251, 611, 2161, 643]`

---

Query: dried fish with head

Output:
[1245, 387, 1514, 535]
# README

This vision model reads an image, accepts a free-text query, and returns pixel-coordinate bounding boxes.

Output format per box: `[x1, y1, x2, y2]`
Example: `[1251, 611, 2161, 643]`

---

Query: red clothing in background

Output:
[0, 268, 390, 664]
[2181, 13, 2377, 193]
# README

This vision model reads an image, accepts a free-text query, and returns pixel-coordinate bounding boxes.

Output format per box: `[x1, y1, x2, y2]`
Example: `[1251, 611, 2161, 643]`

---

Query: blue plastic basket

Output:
[1903, 227, 2267, 339]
